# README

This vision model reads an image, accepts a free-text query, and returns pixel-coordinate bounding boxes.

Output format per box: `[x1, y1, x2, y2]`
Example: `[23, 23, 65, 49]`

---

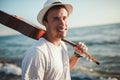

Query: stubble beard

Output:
[56, 28, 67, 39]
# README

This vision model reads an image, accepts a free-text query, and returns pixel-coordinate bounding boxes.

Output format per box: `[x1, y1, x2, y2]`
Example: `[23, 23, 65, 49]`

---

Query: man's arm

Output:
[69, 42, 88, 71]
[69, 55, 80, 70]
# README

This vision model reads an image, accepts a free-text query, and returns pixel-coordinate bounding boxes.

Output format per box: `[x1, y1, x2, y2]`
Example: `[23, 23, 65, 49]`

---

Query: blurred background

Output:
[0, 0, 120, 80]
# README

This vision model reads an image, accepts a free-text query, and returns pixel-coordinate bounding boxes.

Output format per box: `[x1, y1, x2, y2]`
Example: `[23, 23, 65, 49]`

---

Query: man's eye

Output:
[53, 17, 59, 21]
[63, 17, 67, 20]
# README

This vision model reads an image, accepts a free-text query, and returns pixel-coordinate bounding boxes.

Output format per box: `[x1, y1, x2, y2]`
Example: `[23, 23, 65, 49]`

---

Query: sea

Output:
[0, 23, 120, 80]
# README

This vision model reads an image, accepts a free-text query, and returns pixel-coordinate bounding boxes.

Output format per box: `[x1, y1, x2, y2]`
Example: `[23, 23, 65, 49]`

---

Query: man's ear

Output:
[43, 21, 48, 28]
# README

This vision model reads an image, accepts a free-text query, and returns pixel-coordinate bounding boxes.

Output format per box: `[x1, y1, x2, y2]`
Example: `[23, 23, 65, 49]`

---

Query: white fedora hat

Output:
[37, 0, 73, 25]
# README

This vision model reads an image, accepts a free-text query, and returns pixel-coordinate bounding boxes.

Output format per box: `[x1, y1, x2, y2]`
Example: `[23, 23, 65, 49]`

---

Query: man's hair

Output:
[43, 5, 69, 23]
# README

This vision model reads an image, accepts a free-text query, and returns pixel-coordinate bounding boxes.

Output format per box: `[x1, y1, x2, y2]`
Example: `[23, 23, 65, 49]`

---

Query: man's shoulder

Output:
[28, 38, 47, 55]
[25, 37, 48, 55]
[36, 37, 48, 49]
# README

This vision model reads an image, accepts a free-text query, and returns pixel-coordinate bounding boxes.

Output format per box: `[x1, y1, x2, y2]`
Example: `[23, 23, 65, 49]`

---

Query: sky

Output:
[0, 0, 120, 36]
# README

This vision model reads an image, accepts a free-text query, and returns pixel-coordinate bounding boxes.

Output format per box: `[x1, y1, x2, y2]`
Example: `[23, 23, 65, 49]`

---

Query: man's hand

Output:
[73, 42, 88, 56]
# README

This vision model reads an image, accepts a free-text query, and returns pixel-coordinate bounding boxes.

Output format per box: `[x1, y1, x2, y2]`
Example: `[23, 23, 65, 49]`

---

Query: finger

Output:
[77, 42, 84, 47]
[73, 47, 83, 54]
[83, 46, 88, 52]
[76, 42, 88, 52]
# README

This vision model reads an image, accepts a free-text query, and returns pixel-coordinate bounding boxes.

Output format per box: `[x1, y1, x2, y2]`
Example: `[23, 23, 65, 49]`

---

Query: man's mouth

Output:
[57, 28, 67, 32]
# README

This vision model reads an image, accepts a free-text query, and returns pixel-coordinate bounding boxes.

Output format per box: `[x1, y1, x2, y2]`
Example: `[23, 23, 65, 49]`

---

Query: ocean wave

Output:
[71, 64, 120, 80]
[71, 72, 119, 80]
[86, 41, 119, 46]
[0, 62, 119, 80]
[0, 63, 21, 76]
[0, 63, 21, 75]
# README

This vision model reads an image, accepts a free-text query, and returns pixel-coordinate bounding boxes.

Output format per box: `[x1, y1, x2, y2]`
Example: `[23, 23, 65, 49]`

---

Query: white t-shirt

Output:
[21, 37, 71, 80]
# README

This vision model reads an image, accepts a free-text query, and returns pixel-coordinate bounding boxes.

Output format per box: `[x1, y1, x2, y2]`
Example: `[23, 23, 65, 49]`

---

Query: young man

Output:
[21, 0, 87, 80]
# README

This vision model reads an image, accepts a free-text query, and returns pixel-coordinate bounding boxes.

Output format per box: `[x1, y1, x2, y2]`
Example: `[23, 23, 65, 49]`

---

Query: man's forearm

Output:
[69, 55, 80, 71]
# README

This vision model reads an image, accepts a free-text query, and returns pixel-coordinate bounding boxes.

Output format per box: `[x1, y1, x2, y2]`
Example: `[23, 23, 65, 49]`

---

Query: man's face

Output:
[44, 8, 69, 39]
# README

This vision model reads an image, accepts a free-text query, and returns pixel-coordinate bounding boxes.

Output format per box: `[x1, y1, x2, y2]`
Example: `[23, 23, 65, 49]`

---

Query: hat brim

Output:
[37, 3, 73, 26]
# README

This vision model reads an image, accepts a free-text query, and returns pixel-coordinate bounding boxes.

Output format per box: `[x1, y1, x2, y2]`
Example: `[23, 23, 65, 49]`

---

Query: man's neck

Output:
[43, 33, 62, 46]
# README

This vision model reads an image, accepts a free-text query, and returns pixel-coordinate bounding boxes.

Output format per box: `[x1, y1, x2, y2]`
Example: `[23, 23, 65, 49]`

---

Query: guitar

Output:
[0, 10, 100, 65]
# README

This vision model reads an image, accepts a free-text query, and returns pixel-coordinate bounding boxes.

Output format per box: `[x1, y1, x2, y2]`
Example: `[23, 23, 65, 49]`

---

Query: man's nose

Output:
[59, 19, 65, 26]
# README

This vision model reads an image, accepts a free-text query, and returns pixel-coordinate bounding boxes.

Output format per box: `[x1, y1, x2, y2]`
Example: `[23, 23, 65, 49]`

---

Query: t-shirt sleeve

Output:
[22, 48, 46, 80]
